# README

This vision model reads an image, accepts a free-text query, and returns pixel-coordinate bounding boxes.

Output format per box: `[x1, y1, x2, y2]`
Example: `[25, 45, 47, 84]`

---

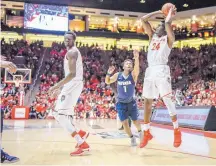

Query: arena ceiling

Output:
[4, 0, 216, 13]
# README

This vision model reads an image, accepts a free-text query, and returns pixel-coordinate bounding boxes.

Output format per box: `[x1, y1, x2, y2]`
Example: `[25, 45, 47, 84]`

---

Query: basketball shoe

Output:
[139, 129, 153, 148]
[139, 131, 143, 141]
[1, 150, 19, 163]
[131, 136, 137, 146]
[75, 130, 89, 148]
[70, 142, 90, 156]
[173, 128, 182, 147]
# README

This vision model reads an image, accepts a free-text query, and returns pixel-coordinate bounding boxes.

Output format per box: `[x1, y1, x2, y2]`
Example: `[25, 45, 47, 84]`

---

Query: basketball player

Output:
[0, 55, 19, 163]
[118, 118, 131, 130]
[109, 83, 132, 130]
[105, 50, 142, 146]
[140, 6, 182, 148]
[48, 32, 90, 156]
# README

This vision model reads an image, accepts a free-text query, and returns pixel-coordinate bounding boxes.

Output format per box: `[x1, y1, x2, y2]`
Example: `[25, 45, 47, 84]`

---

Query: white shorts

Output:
[142, 65, 172, 99]
[55, 81, 83, 115]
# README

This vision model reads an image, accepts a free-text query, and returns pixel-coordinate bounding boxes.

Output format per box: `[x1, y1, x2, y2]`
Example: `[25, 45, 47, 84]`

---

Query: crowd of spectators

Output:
[29, 42, 216, 119]
[30, 42, 117, 119]
[0, 39, 44, 119]
[1, 38, 215, 120]
[176, 80, 216, 107]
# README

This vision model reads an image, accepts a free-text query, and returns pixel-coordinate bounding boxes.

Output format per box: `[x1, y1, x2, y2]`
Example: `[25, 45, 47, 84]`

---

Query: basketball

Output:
[161, 3, 175, 16]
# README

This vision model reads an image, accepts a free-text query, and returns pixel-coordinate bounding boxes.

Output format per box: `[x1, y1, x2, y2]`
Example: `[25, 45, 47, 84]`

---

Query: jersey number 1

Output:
[123, 86, 127, 93]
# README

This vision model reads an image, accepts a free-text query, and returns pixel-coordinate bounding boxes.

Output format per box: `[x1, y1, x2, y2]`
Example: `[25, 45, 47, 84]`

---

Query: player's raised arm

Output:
[141, 10, 163, 40]
[105, 66, 118, 85]
[48, 50, 78, 94]
[165, 6, 176, 48]
[132, 50, 140, 83]
[0, 55, 17, 73]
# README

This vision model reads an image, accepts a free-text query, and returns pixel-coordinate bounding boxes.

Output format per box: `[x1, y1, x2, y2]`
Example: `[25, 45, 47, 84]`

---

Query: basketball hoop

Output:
[13, 75, 23, 88]
[3, 68, 31, 107]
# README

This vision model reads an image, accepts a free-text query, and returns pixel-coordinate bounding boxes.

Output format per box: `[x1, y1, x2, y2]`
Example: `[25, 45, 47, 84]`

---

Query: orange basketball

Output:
[161, 3, 175, 16]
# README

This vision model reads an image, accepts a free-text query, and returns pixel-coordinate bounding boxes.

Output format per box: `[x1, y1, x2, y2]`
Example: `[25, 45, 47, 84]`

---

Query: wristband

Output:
[106, 73, 111, 76]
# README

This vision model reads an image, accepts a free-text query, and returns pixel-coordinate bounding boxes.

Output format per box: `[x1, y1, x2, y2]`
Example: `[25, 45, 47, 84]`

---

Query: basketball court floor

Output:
[2, 119, 216, 165]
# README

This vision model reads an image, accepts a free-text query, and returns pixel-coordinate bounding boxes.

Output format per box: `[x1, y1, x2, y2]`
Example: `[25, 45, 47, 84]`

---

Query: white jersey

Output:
[147, 35, 171, 66]
[55, 46, 83, 115]
[63, 46, 83, 89]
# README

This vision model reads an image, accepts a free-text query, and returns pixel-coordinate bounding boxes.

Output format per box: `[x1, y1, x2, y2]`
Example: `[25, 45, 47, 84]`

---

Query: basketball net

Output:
[14, 81, 25, 106]
[14, 80, 21, 88]
[18, 83, 25, 92]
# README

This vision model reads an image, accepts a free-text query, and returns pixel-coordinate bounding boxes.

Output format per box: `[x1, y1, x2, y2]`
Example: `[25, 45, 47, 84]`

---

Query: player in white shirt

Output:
[140, 6, 182, 148]
[48, 31, 90, 156]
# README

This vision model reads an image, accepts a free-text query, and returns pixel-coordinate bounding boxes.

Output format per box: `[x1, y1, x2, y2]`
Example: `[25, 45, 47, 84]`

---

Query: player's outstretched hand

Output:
[165, 5, 176, 23]
[1, 61, 17, 73]
[0, 55, 6, 61]
[133, 50, 139, 59]
[168, 5, 177, 17]
[107, 66, 115, 75]
[158, 10, 166, 18]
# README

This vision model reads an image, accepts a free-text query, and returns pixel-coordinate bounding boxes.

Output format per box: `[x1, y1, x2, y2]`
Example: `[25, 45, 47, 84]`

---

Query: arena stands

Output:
[25, 42, 216, 120]
[181, 79, 216, 106]
[1, 12, 216, 119]
[30, 42, 117, 119]
[0, 39, 44, 119]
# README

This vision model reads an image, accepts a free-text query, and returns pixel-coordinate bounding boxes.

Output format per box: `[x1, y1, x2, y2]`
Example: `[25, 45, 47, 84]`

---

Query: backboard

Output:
[4, 68, 32, 84]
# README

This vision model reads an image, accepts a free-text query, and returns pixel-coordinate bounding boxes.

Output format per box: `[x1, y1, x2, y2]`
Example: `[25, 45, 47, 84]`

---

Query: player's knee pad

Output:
[162, 96, 177, 117]
[53, 111, 76, 133]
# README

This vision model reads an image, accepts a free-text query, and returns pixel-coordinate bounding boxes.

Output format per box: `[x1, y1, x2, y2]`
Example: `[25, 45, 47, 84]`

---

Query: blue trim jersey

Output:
[117, 72, 135, 103]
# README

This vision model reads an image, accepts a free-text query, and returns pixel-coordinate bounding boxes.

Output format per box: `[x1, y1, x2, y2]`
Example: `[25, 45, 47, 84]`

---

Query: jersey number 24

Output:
[151, 43, 160, 50]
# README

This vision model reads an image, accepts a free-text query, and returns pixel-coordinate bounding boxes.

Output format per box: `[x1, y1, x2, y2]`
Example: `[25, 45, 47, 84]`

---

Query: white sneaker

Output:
[130, 136, 137, 146]
[139, 131, 143, 142]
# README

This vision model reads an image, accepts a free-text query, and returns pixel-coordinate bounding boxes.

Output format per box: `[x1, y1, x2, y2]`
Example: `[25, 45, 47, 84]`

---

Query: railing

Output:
[1, 27, 215, 40]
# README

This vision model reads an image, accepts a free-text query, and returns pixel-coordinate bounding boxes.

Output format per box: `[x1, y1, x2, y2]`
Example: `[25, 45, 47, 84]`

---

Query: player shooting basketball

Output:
[0, 55, 19, 163]
[140, 4, 182, 148]
[105, 50, 142, 146]
[48, 32, 90, 156]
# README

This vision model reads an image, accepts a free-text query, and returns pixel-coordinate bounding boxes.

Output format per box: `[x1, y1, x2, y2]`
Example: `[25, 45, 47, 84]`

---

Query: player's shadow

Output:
[139, 152, 186, 159]
[139, 152, 164, 157]
[70, 153, 92, 157]
[50, 151, 91, 156]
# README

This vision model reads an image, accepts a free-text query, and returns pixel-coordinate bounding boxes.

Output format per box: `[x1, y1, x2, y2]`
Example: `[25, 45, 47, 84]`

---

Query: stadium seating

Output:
[0, 39, 44, 119]
[29, 42, 216, 119]
[1, 38, 215, 119]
